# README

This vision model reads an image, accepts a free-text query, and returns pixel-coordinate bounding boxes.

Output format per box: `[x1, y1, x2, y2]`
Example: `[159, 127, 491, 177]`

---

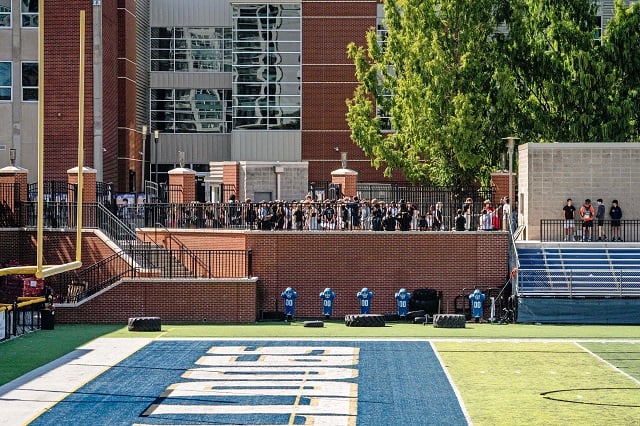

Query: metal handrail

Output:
[153, 222, 211, 277]
[516, 268, 640, 297]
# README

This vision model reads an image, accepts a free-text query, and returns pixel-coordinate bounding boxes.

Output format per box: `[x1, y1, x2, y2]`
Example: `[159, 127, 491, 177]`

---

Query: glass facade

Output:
[0, 0, 10, 27]
[232, 3, 301, 130]
[151, 27, 232, 72]
[21, 61, 37, 101]
[0, 61, 11, 100]
[21, 0, 37, 27]
[151, 88, 232, 133]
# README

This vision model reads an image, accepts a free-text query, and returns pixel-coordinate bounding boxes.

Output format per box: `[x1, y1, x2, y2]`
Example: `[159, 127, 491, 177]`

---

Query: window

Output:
[232, 4, 301, 130]
[21, 0, 38, 27]
[22, 62, 38, 101]
[151, 27, 232, 72]
[151, 88, 232, 133]
[0, 0, 10, 27]
[0, 62, 11, 101]
[593, 16, 602, 45]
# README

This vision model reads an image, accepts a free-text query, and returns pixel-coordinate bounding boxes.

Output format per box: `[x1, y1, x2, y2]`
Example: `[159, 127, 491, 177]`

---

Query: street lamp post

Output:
[9, 148, 16, 167]
[141, 126, 147, 193]
[153, 130, 160, 184]
[503, 136, 520, 231]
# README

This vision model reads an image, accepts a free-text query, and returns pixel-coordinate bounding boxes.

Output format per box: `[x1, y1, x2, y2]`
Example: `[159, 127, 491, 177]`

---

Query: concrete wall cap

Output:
[330, 168, 358, 175]
[168, 167, 196, 175]
[67, 166, 97, 174]
[0, 165, 29, 174]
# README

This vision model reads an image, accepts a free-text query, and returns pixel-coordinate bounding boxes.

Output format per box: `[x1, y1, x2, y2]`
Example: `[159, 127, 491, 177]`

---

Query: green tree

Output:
[347, 0, 640, 187]
[602, 0, 640, 140]
[346, 0, 514, 187]
[499, 0, 628, 142]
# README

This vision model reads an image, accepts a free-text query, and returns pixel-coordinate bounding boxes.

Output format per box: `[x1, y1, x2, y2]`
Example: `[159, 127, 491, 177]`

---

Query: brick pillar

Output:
[0, 165, 29, 214]
[168, 167, 196, 204]
[222, 161, 240, 199]
[491, 171, 516, 204]
[67, 167, 98, 203]
[331, 168, 358, 198]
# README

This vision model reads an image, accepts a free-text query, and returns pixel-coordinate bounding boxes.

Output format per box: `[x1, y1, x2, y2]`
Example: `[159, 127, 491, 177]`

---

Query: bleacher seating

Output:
[515, 243, 640, 297]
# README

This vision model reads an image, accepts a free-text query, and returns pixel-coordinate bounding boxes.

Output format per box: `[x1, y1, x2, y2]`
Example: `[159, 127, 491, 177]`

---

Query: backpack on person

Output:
[581, 204, 594, 220]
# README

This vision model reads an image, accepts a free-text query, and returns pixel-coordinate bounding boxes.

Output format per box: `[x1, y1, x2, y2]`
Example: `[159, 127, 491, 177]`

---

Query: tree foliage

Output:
[602, 0, 640, 140]
[346, 0, 640, 186]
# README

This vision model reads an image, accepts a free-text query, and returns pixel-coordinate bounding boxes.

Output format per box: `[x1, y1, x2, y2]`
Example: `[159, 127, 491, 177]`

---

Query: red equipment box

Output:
[22, 277, 44, 297]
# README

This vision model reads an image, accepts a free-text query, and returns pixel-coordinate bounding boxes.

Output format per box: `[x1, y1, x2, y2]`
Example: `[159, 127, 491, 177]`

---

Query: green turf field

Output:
[436, 341, 640, 425]
[0, 324, 121, 385]
[1, 323, 639, 425]
[107, 321, 640, 339]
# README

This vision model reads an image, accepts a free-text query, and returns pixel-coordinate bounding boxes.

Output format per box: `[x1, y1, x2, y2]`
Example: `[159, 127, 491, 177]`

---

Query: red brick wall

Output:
[2, 229, 508, 323]
[223, 163, 240, 196]
[491, 172, 516, 204]
[44, 1, 95, 181]
[301, 1, 404, 184]
[0, 231, 21, 263]
[55, 279, 258, 324]
[244, 231, 508, 317]
[13, 230, 118, 267]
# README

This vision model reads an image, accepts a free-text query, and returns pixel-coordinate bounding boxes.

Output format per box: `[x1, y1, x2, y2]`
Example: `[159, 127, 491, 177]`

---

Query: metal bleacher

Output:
[515, 243, 640, 297]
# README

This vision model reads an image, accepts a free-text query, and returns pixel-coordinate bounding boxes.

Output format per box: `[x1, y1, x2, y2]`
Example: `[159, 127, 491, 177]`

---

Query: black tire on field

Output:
[346, 314, 386, 327]
[128, 316, 161, 332]
[433, 314, 466, 328]
[413, 316, 427, 324]
[303, 320, 324, 328]
[406, 310, 426, 320]
[344, 314, 353, 326]
[383, 312, 401, 322]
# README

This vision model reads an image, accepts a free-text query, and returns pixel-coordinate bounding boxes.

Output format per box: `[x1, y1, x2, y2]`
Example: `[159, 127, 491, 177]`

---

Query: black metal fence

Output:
[44, 248, 253, 304]
[540, 219, 640, 242]
[0, 182, 21, 227]
[1, 299, 46, 342]
[357, 184, 495, 231]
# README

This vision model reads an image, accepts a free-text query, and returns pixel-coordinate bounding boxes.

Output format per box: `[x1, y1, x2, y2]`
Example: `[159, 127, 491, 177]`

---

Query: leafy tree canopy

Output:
[346, 0, 639, 186]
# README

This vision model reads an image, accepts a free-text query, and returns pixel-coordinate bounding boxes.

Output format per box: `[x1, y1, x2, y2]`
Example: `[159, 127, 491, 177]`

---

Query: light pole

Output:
[141, 126, 147, 192]
[154, 130, 160, 184]
[503, 136, 519, 231]
[9, 148, 16, 167]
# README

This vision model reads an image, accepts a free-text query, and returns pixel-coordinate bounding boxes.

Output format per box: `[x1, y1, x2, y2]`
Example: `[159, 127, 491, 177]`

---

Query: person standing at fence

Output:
[292, 203, 304, 230]
[563, 198, 576, 241]
[434, 202, 444, 230]
[610, 199, 623, 241]
[596, 198, 606, 241]
[361, 199, 372, 230]
[580, 199, 595, 242]
[455, 209, 466, 231]
[322, 200, 336, 230]
[462, 198, 473, 230]
[348, 196, 361, 230]
[371, 201, 384, 231]
[502, 197, 511, 231]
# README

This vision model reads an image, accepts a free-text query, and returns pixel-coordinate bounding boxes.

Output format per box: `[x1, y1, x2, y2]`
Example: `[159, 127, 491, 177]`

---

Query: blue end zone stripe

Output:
[29, 340, 467, 426]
